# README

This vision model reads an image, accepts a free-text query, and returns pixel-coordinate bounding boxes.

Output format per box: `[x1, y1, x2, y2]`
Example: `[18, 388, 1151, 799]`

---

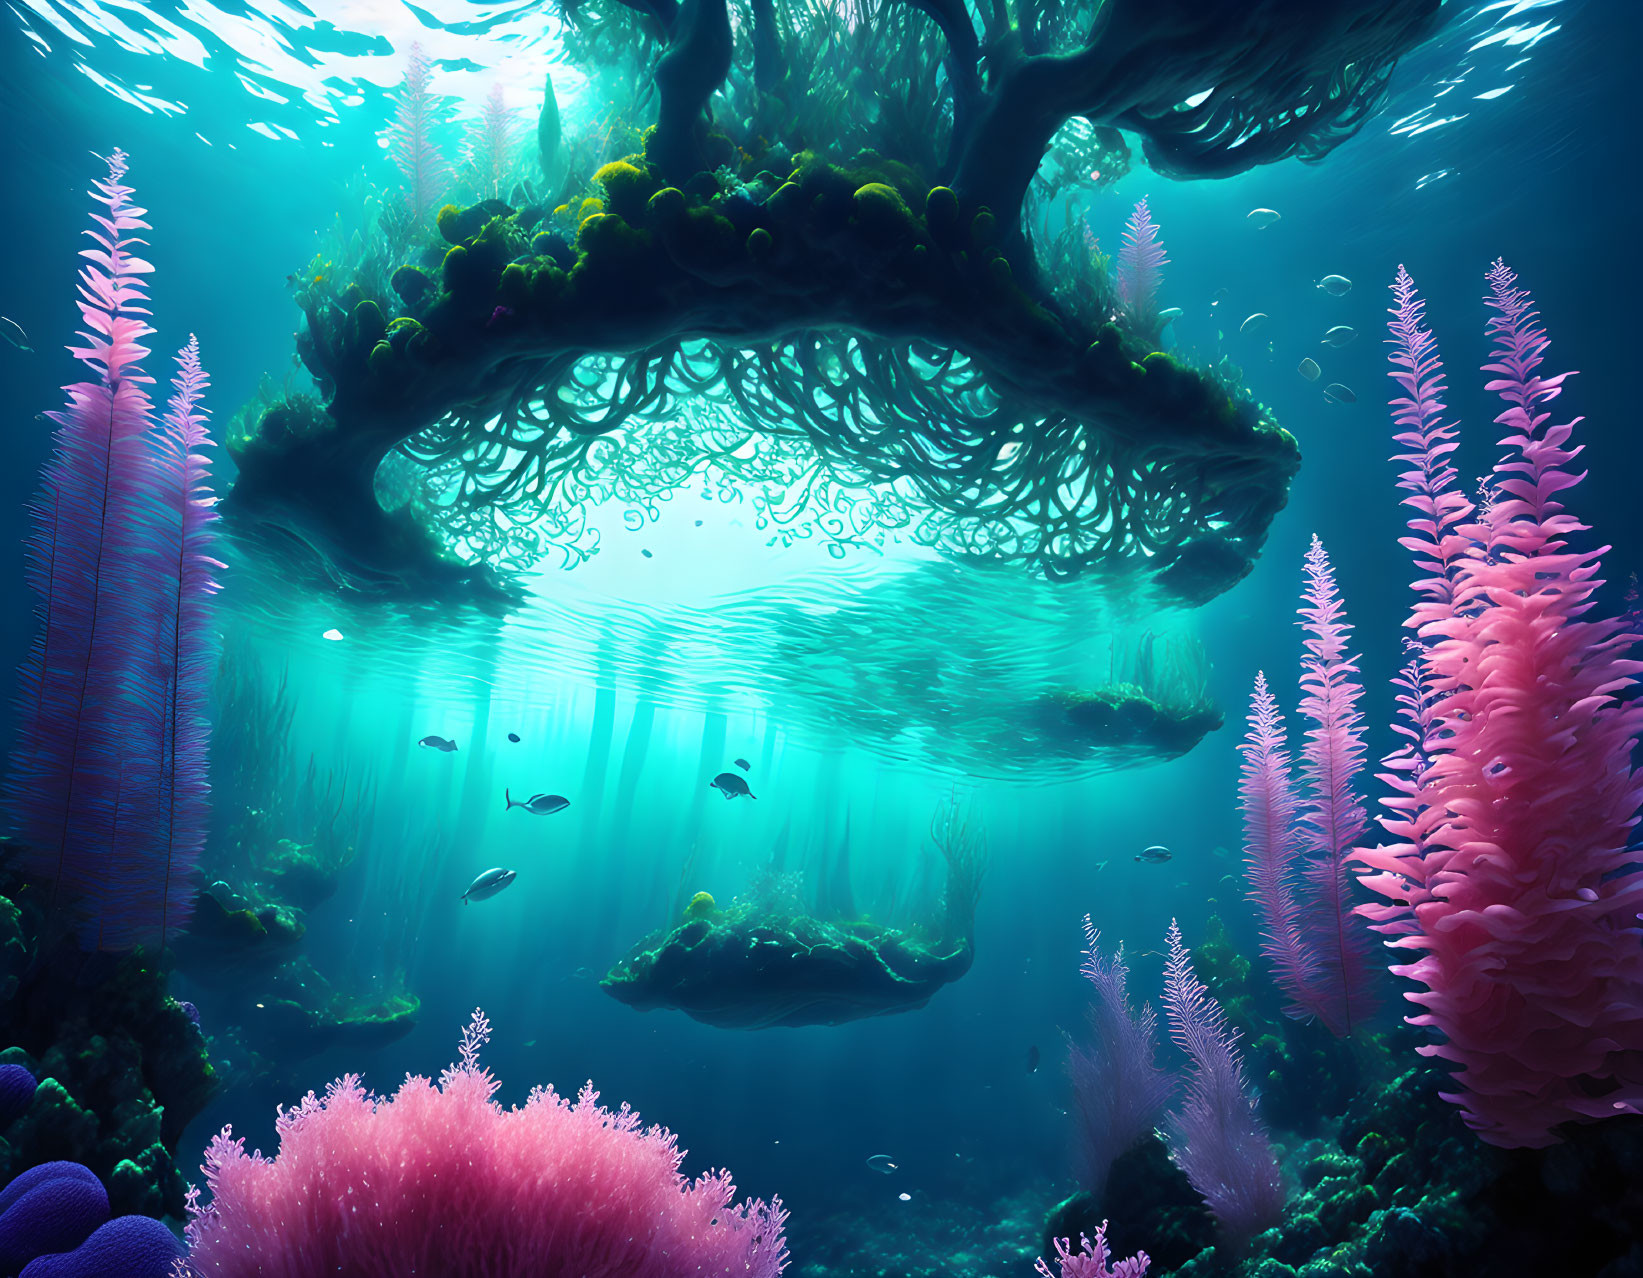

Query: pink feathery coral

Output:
[1115, 197, 1167, 332]
[1292, 536, 1376, 1034]
[182, 1009, 790, 1277]
[1355, 266, 1476, 931]
[1036, 1222, 1150, 1278]
[1237, 540, 1375, 1035]
[386, 43, 453, 223]
[1354, 262, 1643, 1148]
[1237, 671, 1322, 1014]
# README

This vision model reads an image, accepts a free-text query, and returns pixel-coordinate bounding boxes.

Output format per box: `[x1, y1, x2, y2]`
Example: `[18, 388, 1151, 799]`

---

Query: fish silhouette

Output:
[711, 772, 756, 800]
[505, 789, 569, 815]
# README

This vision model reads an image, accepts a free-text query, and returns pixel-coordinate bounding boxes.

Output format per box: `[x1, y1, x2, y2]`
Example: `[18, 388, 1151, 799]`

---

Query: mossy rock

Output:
[850, 182, 917, 243]
[594, 160, 657, 222]
[390, 264, 432, 307]
[925, 186, 960, 246]
[345, 299, 386, 352]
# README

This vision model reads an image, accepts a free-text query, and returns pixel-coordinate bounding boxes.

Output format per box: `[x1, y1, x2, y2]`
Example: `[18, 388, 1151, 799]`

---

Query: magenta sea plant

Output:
[1115, 196, 1167, 333]
[181, 1009, 790, 1278]
[1353, 263, 1643, 1148]
[1036, 1222, 1150, 1278]
[1238, 538, 1377, 1036]
[4, 151, 219, 949]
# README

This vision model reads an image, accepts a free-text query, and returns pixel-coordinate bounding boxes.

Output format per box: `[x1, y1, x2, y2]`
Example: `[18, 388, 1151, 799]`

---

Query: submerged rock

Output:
[603, 913, 972, 1029]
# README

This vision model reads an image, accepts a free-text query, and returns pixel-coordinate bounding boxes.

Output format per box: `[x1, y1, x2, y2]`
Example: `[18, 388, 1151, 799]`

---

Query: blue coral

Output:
[0, 1163, 107, 1275]
[19, 1216, 183, 1278]
[0, 1068, 36, 1128]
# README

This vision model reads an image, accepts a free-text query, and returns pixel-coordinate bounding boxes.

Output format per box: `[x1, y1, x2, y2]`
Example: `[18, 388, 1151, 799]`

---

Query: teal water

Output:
[0, 0, 1639, 1273]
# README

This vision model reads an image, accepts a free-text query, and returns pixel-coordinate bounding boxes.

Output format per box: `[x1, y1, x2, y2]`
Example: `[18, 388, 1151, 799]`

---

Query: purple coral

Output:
[1068, 917, 1174, 1196]
[1159, 920, 1285, 1241]
[1036, 1222, 1150, 1278]
[181, 1009, 789, 1277]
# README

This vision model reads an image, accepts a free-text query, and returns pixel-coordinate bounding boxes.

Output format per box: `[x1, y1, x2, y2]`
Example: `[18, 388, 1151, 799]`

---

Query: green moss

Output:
[499, 261, 530, 308]
[850, 181, 918, 243]
[529, 263, 567, 315]
[746, 226, 773, 261]
[765, 181, 803, 217]
[594, 160, 656, 221]
[442, 243, 471, 291]
[646, 186, 687, 225]
[576, 212, 650, 263]
[436, 203, 465, 243]
[368, 340, 394, 377]
[661, 206, 741, 272]
[385, 316, 424, 356]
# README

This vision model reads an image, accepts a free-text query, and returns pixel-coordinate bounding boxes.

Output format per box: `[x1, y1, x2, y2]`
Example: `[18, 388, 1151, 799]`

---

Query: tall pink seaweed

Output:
[1292, 536, 1376, 1034]
[138, 337, 221, 945]
[7, 151, 158, 945]
[182, 1009, 790, 1278]
[1115, 197, 1167, 333]
[1237, 672, 1321, 1015]
[386, 43, 453, 224]
[1354, 263, 1643, 1148]
[1238, 540, 1375, 1035]
[5, 153, 220, 950]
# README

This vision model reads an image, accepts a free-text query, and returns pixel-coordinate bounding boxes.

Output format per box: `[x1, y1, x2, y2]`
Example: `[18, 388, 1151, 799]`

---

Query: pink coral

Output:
[1354, 263, 1643, 1148]
[182, 1010, 789, 1277]
[1036, 1222, 1149, 1278]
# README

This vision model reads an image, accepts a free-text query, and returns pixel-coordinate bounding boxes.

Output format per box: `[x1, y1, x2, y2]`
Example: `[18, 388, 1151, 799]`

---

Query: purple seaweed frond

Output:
[1115, 197, 1168, 332]
[141, 335, 221, 946]
[7, 150, 162, 946]
[1238, 671, 1323, 1013]
[1293, 536, 1376, 1035]
[1387, 264, 1474, 628]
[1160, 920, 1285, 1241]
[1069, 917, 1175, 1197]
